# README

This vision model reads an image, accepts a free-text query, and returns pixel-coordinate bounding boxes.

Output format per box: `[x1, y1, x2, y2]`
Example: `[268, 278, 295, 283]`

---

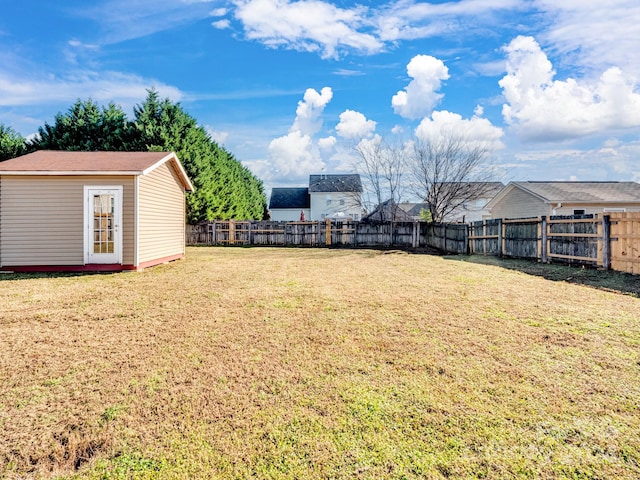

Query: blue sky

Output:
[2, 0, 639, 196]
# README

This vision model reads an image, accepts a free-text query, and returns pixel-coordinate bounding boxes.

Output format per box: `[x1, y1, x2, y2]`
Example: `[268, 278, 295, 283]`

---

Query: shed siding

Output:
[489, 189, 549, 219]
[137, 162, 186, 264]
[0, 175, 135, 266]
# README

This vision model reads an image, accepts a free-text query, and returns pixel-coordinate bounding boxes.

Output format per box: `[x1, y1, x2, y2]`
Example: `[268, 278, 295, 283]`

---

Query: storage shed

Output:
[0, 150, 194, 272]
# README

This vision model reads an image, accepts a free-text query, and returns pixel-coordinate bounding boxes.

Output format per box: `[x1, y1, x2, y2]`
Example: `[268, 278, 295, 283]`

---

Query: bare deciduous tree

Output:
[355, 137, 407, 221]
[409, 134, 497, 223]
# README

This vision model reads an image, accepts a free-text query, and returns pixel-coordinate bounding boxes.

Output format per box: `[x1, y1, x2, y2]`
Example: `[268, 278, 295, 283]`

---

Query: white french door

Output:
[84, 187, 123, 264]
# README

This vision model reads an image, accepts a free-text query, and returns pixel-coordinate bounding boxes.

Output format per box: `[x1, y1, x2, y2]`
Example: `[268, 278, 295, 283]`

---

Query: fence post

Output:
[212, 221, 217, 245]
[412, 221, 419, 248]
[464, 224, 470, 254]
[442, 223, 447, 252]
[602, 215, 611, 270]
[540, 216, 547, 263]
[497, 219, 503, 257]
[325, 218, 332, 246]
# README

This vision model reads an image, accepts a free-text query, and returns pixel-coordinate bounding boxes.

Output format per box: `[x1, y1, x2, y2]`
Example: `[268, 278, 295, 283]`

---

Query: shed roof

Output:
[309, 174, 362, 193]
[509, 181, 640, 203]
[269, 187, 310, 209]
[0, 150, 194, 190]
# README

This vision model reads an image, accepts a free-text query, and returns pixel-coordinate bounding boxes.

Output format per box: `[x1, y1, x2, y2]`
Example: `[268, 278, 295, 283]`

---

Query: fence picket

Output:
[186, 213, 640, 275]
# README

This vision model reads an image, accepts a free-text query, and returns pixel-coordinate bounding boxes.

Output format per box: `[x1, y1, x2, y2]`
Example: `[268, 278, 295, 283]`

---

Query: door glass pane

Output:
[93, 194, 115, 254]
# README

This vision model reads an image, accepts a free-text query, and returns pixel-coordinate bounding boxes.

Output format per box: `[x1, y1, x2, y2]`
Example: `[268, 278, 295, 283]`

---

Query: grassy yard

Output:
[1, 247, 639, 479]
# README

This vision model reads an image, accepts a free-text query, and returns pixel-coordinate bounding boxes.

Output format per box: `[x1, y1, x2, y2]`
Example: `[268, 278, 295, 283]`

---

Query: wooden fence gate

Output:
[609, 212, 640, 274]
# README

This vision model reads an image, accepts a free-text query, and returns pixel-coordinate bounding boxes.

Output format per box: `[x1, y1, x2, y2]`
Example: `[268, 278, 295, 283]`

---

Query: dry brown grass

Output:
[1, 247, 639, 479]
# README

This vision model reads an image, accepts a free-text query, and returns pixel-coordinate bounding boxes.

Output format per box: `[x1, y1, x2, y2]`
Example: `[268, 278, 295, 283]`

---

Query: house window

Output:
[573, 209, 585, 215]
[326, 199, 332, 206]
[340, 199, 345, 206]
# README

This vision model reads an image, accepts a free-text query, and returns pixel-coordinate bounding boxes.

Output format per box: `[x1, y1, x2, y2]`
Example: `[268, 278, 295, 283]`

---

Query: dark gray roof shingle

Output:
[309, 174, 362, 193]
[269, 188, 310, 209]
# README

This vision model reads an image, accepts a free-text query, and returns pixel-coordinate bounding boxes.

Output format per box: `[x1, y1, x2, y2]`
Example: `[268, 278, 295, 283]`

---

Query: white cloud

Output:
[534, 0, 640, 77]
[335, 109, 376, 139]
[376, 0, 523, 42]
[392, 55, 449, 120]
[499, 35, 640, 142]
[415, 110, 504, 150]
[291, 86, 333, 136]
[503, 140, 640, 182]
[75, 0, 214, 45]
[268, 130, 325, 180]
[318, 136, 337, 150]
[266, 87, 333, 182]
[0, 70, 182, 107]
[68, 39, 99, 49]
[333, 68, 365, 77]
[206, 127, 229, 144]
[233, 0, 382, 59]
[212, 19, 231, 29]
[209, 7, 228, 16]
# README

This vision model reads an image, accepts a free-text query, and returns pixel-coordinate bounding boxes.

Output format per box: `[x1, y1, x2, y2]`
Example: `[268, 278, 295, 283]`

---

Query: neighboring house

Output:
[0, 150, 193, 272]
[269, 187, 310, 221]
[361, 199, 414, 222]
[436, 182, 504, 223]
[269, 174, 363, 221]
[485, 181, 640, 219]
[309, 174, 363, 220]
[398, 202, 430, 221]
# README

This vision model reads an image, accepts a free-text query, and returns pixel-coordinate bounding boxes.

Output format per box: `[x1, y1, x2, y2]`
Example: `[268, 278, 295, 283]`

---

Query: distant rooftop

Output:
[513, 181, 640, 203]
[309, 174, 362, 193]
[269, 187, 310, 209]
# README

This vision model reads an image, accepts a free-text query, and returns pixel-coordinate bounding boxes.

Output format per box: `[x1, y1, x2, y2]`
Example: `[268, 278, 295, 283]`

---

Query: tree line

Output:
[0, 90, 267, 223]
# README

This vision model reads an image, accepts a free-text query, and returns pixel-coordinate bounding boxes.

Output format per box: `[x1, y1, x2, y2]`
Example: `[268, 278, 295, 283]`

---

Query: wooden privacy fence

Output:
[186, 219, 468, 254]
[469, 212, 640, 274]
[186, 213, 640, 275]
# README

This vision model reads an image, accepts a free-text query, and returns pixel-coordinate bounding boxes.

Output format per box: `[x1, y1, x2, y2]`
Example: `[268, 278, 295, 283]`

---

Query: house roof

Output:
[0, 150, 194, 190]
[362, 199, 414, 222]
[309, 174, 362, 193]
[399, 202, 430, 217]
[269, 187, 310, 209]
[498, 181, 640, 204]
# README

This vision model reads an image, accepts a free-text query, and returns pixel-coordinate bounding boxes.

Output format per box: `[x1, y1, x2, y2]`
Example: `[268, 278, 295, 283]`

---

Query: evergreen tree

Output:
[30, 99, 133, 151]
[0, 124, 27, 161]
[131, 90, 266, 222]
[27, 91, 267, 222]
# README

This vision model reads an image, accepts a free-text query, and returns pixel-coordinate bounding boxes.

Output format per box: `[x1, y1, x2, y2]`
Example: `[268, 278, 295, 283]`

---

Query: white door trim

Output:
[84, 186, 123, 264]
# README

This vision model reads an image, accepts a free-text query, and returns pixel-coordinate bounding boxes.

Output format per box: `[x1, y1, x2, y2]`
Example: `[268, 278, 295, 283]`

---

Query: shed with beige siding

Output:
[0, 150, 193, 272]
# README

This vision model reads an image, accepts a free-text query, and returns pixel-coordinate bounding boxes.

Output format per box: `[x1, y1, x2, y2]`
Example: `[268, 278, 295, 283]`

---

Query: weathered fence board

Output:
[187, 213, 640, 275]
[610, 212, 640, 274]
[187, 220, 466, 253]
